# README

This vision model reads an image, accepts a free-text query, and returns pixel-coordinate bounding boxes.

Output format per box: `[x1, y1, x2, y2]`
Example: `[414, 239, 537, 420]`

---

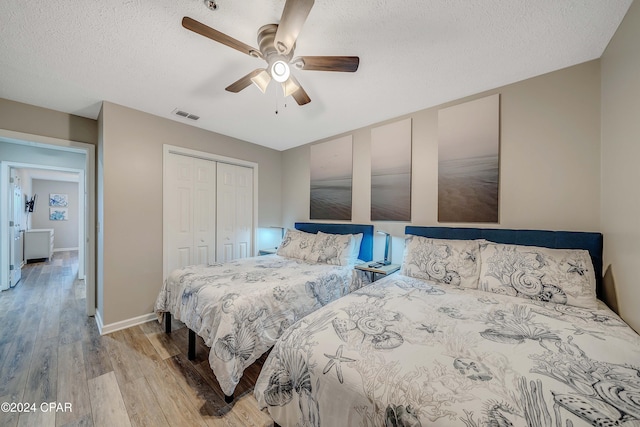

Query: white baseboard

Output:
[96, 311, 157, 335]
[54, 247, 79, 252]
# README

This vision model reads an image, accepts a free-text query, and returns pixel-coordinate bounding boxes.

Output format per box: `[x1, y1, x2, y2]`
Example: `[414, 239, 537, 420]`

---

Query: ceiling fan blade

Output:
[293, 56, 359, 72]
[226, 69, 268, 93]
[182, 17, 262, 59]
[284, 75, 311, 105]
[274, 0, 315, 55]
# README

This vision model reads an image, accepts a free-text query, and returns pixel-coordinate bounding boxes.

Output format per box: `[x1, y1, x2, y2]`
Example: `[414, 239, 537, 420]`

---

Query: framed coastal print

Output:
[50, 207, 68, 221]
[310, 135, 353, 220]
[371, 118, 412, 221]
[49, 193, 69, 207]
[438, 94, 500, 223]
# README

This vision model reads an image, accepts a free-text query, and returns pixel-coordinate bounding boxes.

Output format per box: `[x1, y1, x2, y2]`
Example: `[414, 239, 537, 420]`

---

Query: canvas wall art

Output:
[371, 118, 412, 221]
[49, 193, 68, 207]
[50, 207, 68, 221]
[438, 94, 500, 223]
[310, 135, 353, 220]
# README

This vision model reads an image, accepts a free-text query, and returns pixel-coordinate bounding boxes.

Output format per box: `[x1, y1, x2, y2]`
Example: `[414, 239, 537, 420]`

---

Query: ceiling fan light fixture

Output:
[250, 70, 271, 93]
[271, 60, 290, 83]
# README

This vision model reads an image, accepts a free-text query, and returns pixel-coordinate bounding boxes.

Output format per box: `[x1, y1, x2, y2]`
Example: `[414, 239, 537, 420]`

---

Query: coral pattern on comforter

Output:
[254, 274, 640, 427]
[155, 255, 367, 396]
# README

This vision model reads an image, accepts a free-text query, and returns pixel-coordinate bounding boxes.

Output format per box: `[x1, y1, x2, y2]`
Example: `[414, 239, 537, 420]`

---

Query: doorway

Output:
[0, 131, 95, 316]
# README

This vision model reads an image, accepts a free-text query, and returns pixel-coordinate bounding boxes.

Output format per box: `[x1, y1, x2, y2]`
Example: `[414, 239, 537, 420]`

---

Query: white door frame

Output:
[0, 130, 96, 316]
[162, 144, 259, 281]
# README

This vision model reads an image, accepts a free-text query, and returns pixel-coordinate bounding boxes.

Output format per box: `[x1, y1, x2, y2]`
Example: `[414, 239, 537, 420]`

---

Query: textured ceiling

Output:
[0, 0, 632, 151]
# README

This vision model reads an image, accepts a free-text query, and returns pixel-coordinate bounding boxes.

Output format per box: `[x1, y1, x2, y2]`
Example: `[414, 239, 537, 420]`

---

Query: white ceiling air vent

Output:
[172, 108, 200, 121]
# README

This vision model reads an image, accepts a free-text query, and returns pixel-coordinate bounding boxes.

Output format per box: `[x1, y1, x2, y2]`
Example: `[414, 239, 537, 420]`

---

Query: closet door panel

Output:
[193, 158, 216, 265]
[216, 163, 237, 263]
[167, 154, 195, 273]
[234, 166, 253, 260]
[216, 163, 253, 262]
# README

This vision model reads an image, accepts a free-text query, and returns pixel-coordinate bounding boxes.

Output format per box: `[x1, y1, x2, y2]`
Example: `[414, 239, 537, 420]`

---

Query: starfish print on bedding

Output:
[323, 345, 355, 383]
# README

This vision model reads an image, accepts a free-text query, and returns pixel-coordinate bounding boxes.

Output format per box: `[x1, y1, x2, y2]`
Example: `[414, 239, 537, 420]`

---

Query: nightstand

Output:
[355, 262, 400, 282]
[258, 248, 277, 256]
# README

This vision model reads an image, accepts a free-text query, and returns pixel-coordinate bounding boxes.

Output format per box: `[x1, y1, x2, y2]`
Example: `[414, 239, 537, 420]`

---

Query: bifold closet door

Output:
[166, 153, 216, 274]
[216, 162, 253, 262]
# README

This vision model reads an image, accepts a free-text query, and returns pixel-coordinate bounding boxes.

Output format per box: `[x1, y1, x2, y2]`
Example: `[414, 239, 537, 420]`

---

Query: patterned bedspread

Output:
[254, 274, 640, 427]
[154, 254, 367, 396]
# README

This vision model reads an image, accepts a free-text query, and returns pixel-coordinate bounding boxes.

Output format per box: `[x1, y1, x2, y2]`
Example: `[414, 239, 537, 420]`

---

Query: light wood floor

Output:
[0, 251, 273, 427]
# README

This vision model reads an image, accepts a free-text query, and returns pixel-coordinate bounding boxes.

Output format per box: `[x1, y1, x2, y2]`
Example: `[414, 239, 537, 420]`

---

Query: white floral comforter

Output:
[254, 274, 640, 427]
[154, 254, 368, 396]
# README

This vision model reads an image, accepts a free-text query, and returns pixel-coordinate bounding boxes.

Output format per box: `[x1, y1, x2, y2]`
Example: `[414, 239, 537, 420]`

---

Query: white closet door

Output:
[216, 163, 253, 262]
[166, 153, 216, 274]
[234, 165, 253, 259]
[193, 158, 216, 265]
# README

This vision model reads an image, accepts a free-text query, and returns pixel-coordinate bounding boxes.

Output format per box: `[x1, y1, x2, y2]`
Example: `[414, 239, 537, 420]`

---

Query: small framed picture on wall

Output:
[49, 193, 69, 207]
[50, 207, 68, 221]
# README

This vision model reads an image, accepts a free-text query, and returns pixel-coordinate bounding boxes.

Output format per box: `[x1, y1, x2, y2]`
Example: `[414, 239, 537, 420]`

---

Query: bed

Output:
[254, 226, 640, 427]
[154, 222, 374, 401]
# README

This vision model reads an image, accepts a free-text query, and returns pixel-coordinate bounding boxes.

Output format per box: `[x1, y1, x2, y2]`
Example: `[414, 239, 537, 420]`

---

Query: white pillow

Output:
[349, 233, 364, 264]
[306, 231, 356, 266]
[401, 236, 481, 289]
[276, 229, 316, 260]
[478, 242, 597, 309]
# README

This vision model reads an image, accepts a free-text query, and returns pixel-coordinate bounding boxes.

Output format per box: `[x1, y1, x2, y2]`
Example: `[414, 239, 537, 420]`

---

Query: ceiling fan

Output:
[182, 0, 359, 106]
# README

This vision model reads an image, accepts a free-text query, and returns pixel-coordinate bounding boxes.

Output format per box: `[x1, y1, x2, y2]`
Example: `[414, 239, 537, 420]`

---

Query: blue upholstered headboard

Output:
[295, 222, 374, 262]
[405, 226, 604, 294]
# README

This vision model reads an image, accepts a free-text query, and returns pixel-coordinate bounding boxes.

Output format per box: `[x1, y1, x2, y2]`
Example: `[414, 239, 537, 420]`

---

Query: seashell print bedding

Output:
[154, 254, 369, 396]
[254, 274, 640, 427]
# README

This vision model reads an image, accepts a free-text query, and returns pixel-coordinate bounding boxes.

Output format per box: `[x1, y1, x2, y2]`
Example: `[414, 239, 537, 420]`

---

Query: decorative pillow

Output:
[401, 236, 481, 289]
[478, 243, 597, 309]
[276, 229, 317, 261]
[307, 231, 356, 266]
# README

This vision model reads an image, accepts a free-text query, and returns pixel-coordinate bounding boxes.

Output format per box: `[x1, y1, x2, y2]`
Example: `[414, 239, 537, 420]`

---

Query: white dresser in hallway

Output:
[24, 229, 54, 262]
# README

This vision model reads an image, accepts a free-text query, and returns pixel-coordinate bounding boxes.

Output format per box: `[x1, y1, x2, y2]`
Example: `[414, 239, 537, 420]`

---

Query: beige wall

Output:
[99, 102, 282, 325]
[31, 179, 80, 250]
[0, 98, 97, 145]
[601, 0, 640, 332]
[283, 60, 601, 260]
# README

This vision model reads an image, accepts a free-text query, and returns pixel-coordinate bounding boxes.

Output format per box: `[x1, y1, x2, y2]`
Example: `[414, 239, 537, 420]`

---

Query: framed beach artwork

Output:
[371, 118, 412, 221]
[49, 193, 69, 207]
[50, 207, 68, 221]
[438, 94, 500, 223]
[310, 135, 353, 220]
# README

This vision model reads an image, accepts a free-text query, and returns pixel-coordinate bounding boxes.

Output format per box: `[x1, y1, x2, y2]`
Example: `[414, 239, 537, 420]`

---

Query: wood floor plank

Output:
[83, 322, 113, 381]
[118, 326, 164, 378]
[17, 408, 55, 427]
[145, 361, 208, 427]
[23, 336, 58, 404]
[57, 341, 92, 426]
[103, 330, 144, 387]
[0, 334, 36, 397]
[120, 376, 170, 427]
[57, 413, 93, 427]
[87, 371, 132, 427]
[217, 394, 273, 427]
[165, 353, 226, 414]
[0, 393, 19, 427]
[144, 331, 181, 360]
